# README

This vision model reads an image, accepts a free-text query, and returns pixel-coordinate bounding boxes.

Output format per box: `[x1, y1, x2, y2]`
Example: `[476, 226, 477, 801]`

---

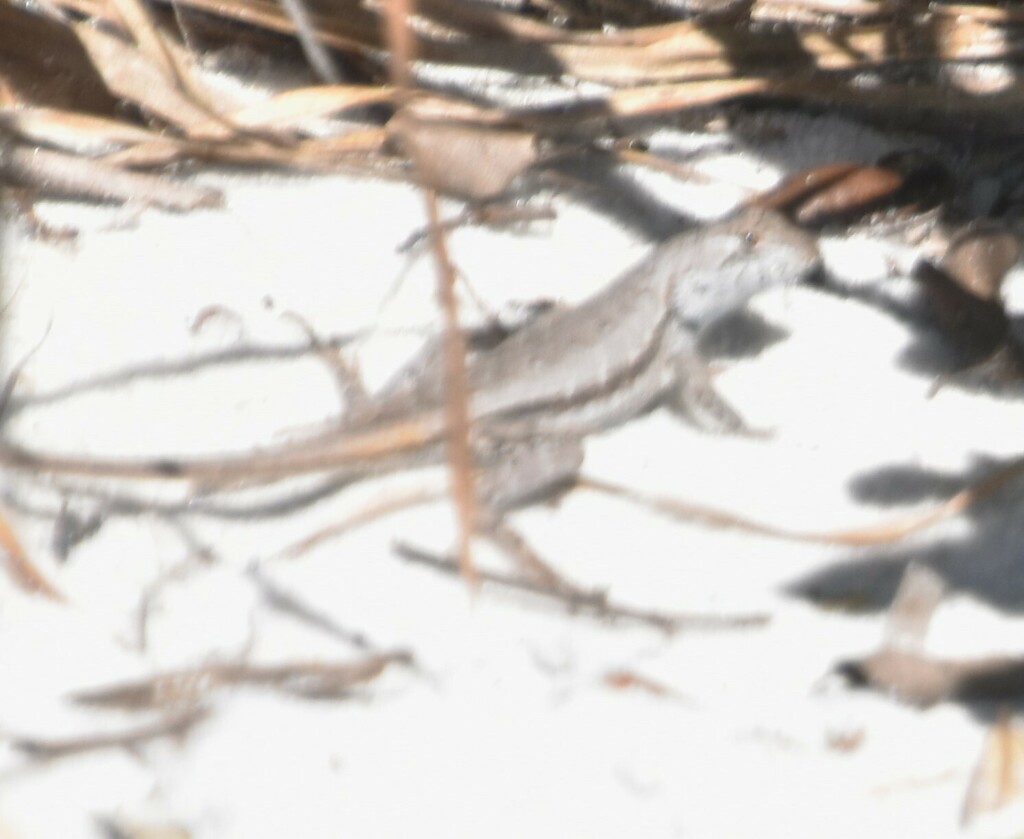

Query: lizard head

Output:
[670, 206, 821, 329]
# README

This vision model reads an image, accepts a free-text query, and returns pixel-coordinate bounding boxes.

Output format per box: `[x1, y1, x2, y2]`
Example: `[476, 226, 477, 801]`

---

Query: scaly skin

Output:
[0, 207, 820, 489]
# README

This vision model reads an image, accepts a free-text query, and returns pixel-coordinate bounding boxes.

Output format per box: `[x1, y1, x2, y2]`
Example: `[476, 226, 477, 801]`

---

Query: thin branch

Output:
[11, 706, 208, 758]
[383, 0, 479, 586]
[394, 541, 769, 632]
[578, 456, 1024, 546]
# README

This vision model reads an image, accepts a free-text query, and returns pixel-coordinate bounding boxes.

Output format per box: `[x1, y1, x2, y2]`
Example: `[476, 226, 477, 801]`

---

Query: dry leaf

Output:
[108, 0, 252, 135]
[794, 165, 904, 224]
[837, 648, 963, 708]
[0, 107, 158, 155]
[1, 142, 223, 210]
[102, 127, 388, 169]
[217, 84, 397, 132]
[389, 111, 538, 200]
[941, 224, 1021, 302]
[756, 161, 862, 212]
[603, 669, 674, 697]
[0, 503, 62, 600]
[108, 0, 184, 84]
[962, 708, 1024, 826]
[838, 647, 1024, 708]
[884, 563, 946, 651]
[72, 21, 233, 138]
[605, 77, 767, 118]
[837, 565, 1024, 707]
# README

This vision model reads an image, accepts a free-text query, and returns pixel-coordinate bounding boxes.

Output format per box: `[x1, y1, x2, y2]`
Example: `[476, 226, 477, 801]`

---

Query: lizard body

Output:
[0, 206, 819, 510]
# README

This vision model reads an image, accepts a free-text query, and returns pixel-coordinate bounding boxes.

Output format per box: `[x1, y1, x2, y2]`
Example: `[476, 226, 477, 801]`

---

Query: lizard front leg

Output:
[662, 322, 753, 435]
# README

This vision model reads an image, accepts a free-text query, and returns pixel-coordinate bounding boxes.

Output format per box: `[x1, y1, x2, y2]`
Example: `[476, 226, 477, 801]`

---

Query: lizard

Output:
[0, 205, 819, 489]
[0, 205, 820, 576]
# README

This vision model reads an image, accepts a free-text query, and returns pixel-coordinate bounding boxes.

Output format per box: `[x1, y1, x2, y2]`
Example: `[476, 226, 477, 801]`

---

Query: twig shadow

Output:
[787, 459, 1024, 612]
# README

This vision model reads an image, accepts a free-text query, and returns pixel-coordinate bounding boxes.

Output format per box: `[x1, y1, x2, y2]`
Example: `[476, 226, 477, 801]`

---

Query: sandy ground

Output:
[2, 109, 1024, 838]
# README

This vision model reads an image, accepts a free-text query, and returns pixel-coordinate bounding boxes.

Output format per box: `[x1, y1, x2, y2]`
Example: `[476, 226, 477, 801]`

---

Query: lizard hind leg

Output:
[472, 436, 600, 598]
[474, 436, 584, 514]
